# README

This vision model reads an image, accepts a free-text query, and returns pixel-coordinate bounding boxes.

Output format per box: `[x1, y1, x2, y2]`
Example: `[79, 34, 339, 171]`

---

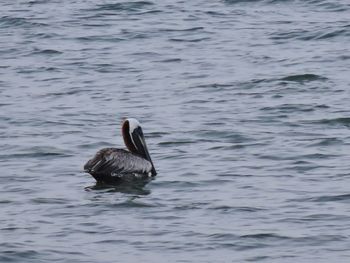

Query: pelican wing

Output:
[84, 148, 152, 176]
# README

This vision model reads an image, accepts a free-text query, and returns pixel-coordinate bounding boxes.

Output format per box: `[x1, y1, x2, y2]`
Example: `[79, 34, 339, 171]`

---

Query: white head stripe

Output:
[127, 118, 141, 150]
[127, 118, 141, 132]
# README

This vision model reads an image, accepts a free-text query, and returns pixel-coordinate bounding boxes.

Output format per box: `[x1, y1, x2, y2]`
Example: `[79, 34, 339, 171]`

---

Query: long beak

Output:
[131, 127, 157, 176]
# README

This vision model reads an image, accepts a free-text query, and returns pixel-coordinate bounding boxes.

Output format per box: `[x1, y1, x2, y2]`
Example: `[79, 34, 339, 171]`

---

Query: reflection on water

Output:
[85, 181, 152, 196]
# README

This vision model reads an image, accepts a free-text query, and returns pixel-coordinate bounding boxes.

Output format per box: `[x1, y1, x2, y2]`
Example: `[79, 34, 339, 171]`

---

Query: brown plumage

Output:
[84, 118, 156, 184]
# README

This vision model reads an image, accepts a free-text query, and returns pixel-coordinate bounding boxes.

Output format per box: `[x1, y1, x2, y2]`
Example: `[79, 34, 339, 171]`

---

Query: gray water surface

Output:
[1, 0, 350, 262]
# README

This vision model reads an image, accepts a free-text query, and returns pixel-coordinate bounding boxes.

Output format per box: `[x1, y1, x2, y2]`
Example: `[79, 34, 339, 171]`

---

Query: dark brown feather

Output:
[84, 148, 152, 183]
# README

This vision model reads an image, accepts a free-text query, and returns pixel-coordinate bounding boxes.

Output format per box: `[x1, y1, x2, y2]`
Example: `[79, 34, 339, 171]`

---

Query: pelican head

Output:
[122, 118, 157, 176]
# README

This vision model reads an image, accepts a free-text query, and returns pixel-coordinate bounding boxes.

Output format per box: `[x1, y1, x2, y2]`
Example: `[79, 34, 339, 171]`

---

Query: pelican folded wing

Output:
[84, 148, 152, 179]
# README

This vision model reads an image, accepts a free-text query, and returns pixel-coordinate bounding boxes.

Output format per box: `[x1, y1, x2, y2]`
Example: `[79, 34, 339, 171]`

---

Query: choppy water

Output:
[1, 0, 350, 262]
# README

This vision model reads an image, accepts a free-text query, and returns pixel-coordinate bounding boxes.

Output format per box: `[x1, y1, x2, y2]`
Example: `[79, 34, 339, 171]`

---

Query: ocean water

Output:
[1, 0, 350, 262]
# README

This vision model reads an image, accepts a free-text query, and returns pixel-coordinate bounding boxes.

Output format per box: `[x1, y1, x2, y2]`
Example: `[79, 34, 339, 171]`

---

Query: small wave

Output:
[31, 49, 63, 55]
[205, 11, 228, 16]
[0, 146, 73, 160]
[75, 36, 124, 42]
[0, 16, 46, 28]
[40, 89, 90, 97]
[217, 172, 254, 177]
[93, 1, 154, 12]
[208, 232, 293, 249]
[0, 103, 12, 107]
[32, 32, 60, 39]
[28, 0, 47, 4]
[104, 200, 157, 208]
[308, 137, 343, 147]
[310, 194, 350, 202]
[224, 0, 350, 12]
[156, 58, 182, 63]
[0, 200, 14, 204]
[158, 140, 195, 146]
[31, 197, 71, 204]
[169, 37, 210, 43]
[94, 239, 126, 245]
[310, 117, 350, 127]
[238, 233, 345, 246]
[190, 83, 234, 92]
[312, 1, 349, 12]
[151, 180, 199, 188]
[147, 131, 170, 138]
[223, 0, 262, 4]
[315, 28, 349, 40]
[246, 256, 272, 262]
[78, 141, 112, 149]
[0, 249, 40, 262]
[43, 249, 85, 256]
[302, 213, 350, 221]
[270, 29, 308, 41]
[279, 74, 327, 82]
[159, 27, 204, 32]
[209, 205, 264, 212]
[240, 233, 288, 240]
[208, 144, 246, 150]
[271, 26, 349, 42]
[298, 153, 338, 160]
[197, 130, 251, 144]
[260, 104, 321, 113]
[0, 152, 70, 159]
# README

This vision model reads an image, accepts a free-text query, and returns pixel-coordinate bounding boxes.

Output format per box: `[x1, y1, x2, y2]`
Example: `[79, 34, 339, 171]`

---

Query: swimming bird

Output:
[84, 118, 157, 184]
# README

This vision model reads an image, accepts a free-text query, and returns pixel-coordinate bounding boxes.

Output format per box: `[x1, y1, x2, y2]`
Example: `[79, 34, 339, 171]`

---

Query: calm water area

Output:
[1, 0, 350, 262]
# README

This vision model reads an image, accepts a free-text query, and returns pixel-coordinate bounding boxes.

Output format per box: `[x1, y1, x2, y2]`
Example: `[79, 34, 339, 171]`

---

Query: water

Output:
[1, 0, 350, 262]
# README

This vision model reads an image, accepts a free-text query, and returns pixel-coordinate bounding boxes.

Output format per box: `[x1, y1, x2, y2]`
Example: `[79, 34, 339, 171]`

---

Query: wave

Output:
[0, 16, 47, 28]
[279, 74, 328, 82]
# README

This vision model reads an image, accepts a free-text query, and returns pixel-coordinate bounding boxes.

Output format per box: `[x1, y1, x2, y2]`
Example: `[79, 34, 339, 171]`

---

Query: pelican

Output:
[84, 118, 157, 184]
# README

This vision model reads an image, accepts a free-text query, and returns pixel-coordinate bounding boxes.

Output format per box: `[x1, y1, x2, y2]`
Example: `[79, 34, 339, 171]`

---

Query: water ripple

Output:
[1, 0, 350, 262]
[279, 74, 328, 82]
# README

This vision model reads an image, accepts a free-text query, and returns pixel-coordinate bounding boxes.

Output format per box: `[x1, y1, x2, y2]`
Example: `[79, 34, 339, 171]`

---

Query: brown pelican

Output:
[84, 118, 157, 184]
